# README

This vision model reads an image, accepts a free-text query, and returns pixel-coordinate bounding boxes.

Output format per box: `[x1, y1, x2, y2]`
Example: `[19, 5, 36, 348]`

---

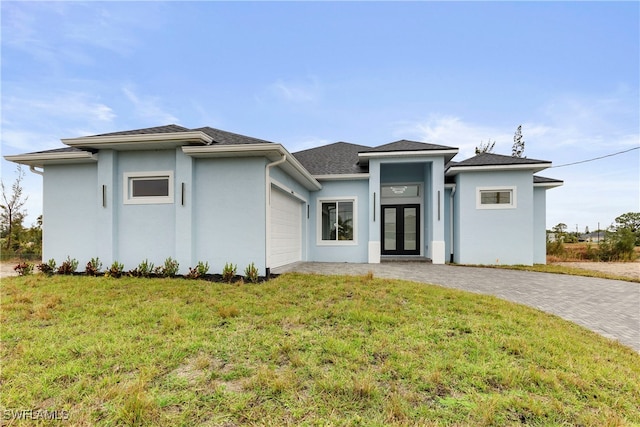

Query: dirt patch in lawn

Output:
[552, 261, 640, 280]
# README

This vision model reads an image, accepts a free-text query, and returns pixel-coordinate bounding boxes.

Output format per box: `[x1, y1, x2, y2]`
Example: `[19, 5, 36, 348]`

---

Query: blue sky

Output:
[2, 1, 638, 232]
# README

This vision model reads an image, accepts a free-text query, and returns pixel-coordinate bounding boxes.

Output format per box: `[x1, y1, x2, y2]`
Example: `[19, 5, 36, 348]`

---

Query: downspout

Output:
[449, 184, 456, 263]
[29, 166, 44, 176]
[265, 153, 287, 278]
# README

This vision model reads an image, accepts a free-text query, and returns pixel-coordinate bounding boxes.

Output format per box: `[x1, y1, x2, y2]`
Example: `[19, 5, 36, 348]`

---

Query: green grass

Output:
[2, 273, 639, 426]
[463, 263, 640, 283]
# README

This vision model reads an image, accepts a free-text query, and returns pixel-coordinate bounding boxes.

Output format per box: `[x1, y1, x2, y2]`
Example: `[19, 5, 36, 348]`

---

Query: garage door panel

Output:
[270, 187, 302, 268]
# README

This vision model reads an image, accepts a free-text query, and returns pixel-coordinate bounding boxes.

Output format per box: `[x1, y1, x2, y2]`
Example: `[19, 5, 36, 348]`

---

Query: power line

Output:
[551, 146, 639, 168]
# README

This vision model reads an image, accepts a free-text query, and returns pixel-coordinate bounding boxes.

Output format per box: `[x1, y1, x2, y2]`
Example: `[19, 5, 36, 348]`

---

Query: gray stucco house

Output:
[5, 124, 563, 275]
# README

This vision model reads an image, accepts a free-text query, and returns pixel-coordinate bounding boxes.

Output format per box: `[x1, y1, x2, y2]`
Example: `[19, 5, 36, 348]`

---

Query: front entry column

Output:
[430, 158, 446, 264]
[367, 159, 381, 263]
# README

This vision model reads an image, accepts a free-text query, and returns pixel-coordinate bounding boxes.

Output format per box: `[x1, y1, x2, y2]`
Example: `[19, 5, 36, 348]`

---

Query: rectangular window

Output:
[318, 198, 357, 244]
[124, 171, 174, 204]
[476, 186, 516, 209]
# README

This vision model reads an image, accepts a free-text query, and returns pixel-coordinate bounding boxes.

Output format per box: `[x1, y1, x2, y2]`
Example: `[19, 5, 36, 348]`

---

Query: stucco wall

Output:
[308, 179, 369, 263]
[42, 163, 98, 265]
[116, 150, 177, 270]
[193, 157, 267, 274]
[454, 170, 534, 265]
[533, 187, 547, 264]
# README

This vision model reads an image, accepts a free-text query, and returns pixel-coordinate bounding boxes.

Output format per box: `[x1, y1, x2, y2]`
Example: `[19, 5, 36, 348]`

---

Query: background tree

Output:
[512, 125, 525, 158]
[613, 212, 640, 245]
[552, 223, 567, 235]
[475, 139, 496, 155]
[1, 165, 28, 251]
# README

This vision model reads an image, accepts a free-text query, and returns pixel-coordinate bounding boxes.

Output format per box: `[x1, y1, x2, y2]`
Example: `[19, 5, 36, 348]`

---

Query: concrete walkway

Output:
[273, 262, 640, 352]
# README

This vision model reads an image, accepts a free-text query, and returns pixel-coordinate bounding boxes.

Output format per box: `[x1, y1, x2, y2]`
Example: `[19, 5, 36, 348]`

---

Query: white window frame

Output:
[123, 171, 174, 205]
[476, 186, 517, 210]
[316, 196, 358, 246]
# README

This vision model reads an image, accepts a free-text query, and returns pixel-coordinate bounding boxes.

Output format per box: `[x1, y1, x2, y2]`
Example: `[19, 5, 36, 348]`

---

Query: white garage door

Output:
[270, 186, 302, 268]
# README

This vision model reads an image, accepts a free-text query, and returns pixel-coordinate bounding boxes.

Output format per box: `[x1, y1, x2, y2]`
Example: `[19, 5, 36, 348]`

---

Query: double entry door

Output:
[382, 204, 420, 255]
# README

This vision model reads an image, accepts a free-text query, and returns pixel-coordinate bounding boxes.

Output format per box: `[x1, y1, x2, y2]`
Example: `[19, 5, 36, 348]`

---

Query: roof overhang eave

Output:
[446, 162, 553, 176]
[182, 144, 322, 191]
[313, 173, 370, 181]
[4, 151, 98, 168]
[62, 131, 213, 151]
[534, 181, 564, 189]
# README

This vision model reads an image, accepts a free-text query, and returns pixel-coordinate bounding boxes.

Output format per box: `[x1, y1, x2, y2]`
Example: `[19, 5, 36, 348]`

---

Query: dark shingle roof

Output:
[91, 124, 190, 136]
[451, 153, 550, 167]
[30, 147, 88, 155]
[192, 127, 276, 145]
[91, 124, 276, 146]
[533, 175, 563, 184]
[293, 142, 371, 175]
[360, 139, 457, 153]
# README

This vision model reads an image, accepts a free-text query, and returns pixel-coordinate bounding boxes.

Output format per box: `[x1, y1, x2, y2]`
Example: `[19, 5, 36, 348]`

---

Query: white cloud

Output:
[3, 93, 115, 124]
[262, 77, 322, 104]
[1, 130, 59, 152]
[122, 86, 179, 125]
[1, 92, 116, 152]
[394, 115, 513, 159]
[1, 2, 162, 66]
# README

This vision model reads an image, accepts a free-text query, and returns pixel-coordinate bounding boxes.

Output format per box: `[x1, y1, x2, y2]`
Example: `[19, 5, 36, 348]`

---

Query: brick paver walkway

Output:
[274, 262, 640, 352]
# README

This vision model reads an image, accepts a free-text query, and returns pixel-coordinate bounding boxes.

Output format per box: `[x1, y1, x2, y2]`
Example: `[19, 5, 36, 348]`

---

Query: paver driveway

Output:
[274, 262, 640, 352]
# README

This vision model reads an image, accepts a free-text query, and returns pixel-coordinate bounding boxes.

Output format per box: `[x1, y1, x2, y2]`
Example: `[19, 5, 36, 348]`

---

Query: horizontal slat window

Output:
[124, 171, 174, 204]
[476, 186, 516, 209]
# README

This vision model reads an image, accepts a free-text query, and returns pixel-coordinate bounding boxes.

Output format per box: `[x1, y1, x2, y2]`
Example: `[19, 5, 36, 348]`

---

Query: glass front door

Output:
[381, 204, 420, 255]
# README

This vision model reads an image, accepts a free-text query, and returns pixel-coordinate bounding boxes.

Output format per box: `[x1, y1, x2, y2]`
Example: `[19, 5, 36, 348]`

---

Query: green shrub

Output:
[85, 257, 103, 276]
[244, 262, 259, 283]
[546, 239, 565, 257]
[222, 262, 237, 283]
[161, 257, 179, 278]
[187, 261, 210, 279]
[57, 256, 78, 275]
[597, 228, 637, 261]
[105, 261, 125, 278]
[129, 259, 155, 278]
[14, 262, 33, 276]
[37, 259, 56, 276]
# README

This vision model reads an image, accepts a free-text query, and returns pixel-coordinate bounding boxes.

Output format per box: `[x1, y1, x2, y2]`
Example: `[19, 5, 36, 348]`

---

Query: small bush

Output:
[546, 239, 565, 257]
[139, 259, 155, 277]
[57, 256, 79, 275]
[597, 229, 637, 261]
[187, 261, 210, 279]
[130, 259, 155, 278]
[244, 262, 259, 283]
[222, 262, 237, 283]
[14, 262, 33, 276]
[161, 257, 179, 278]
[105, 261, 125, 278]
[85, 257, 103, 276]
[37, 259, 57, 276]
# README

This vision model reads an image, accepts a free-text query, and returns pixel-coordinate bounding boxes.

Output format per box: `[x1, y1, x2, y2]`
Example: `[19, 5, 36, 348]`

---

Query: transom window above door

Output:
[381, 185, 420, 198]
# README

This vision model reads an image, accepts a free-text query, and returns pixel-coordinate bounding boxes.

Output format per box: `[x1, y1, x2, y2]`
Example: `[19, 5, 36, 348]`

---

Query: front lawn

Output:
[2, 274, 639, 425]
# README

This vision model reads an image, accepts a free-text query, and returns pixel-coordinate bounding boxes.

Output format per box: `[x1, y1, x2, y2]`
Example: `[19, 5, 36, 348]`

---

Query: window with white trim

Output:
[476, 186, 516, 209]
[124, 171, 174, 204]
[317, 198, 357, 244]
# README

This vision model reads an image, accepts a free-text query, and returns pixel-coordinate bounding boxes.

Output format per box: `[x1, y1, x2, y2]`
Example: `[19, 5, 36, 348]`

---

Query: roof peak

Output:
[361, 139, 458, 153]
